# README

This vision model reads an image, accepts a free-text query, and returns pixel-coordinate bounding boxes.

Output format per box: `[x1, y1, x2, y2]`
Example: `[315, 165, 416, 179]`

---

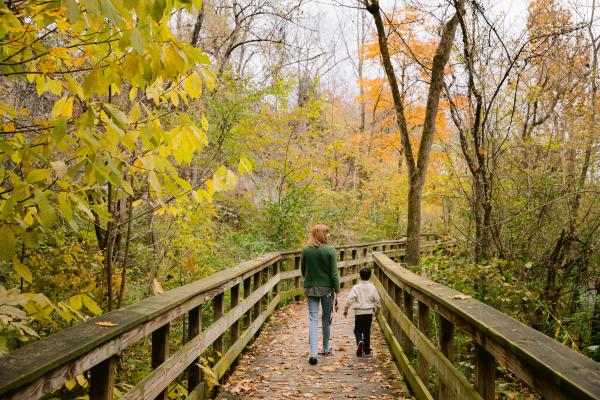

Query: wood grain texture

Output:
[373, 252, 600, 400]
[373, 275, 483, 400]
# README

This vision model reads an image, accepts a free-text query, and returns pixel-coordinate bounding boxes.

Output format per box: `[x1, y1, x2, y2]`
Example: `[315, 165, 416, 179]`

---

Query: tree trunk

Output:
[366, 0, 463, 265]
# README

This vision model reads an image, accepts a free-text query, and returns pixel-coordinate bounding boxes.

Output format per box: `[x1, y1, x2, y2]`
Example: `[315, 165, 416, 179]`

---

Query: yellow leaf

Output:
[132, 199, 142, 207]
[51, 96, 74, 119]
[183, 72, 202, 99]
[65, 378, 77, 390]
[75, 374, 87, 388]
[82, 294, 102, 315]
[70, 294, 83, 310]
[198, 363, 219, 389]
[12, 256, 32, 283]
[201, 115, 208, 131]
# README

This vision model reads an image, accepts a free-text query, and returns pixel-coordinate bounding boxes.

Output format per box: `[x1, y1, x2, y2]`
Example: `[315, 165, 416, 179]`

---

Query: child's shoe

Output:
[363, 351, 372, 357]
[309, 357, 318, 365]
[356, 340, 364, 357]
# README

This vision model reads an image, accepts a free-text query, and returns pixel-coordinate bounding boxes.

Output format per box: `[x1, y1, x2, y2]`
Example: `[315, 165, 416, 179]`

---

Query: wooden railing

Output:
[372, 249, 600, 400]
[0, 236, 436, 400]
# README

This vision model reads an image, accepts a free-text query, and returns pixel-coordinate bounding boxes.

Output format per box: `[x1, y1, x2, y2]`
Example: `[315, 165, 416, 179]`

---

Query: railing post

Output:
[294, 256, 301, 301]
[260, 267, 268, 309]
[439, 316, 454, 400]
[253, 271, 261, 319]
[273, 260, 280, 297]
[243, 276, 252, 329]
[475, 343, 496, 400]
[152, 323, 170, 400]
[231, 284, 240, 343]
[187, 305, 202, 392]
[402, 292, 414, 358]
[417, 301, 430, 384]
[213, 293, 224, 356]
[89, 356, 116, 400]
[393, 285, 403, 349]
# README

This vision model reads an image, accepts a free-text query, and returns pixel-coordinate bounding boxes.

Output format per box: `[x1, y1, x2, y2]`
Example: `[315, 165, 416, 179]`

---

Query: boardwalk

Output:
[217, 290, 412, 399]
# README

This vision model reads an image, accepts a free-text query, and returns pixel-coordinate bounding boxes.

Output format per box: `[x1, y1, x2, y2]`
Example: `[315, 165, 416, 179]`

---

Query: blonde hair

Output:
[306, 224, 329, 247]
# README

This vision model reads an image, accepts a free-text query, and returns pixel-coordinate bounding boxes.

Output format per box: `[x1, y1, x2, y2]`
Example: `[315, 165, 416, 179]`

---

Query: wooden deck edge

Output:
[376, 311, 433, 400]
[373, 276, 483, 400]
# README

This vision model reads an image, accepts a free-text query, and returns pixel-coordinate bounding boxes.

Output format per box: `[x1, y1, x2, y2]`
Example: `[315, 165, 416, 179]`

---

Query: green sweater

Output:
[300, 245, 340, 293]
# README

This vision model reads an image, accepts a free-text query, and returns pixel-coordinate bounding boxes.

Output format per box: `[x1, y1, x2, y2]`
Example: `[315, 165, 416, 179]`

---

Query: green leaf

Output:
[0, 224, 16, 261]
[104, 104, 129, 129]
[12, 256, 32, 283]
[121, 180, 134, 196]
[58, 192, 73, 222]
[37, 194, 56, 228]
[100, 0, 124, 25]
[130, 28, 146, 52]
[82, 294, 102, 315]
[52, 116, 68, 144]
[26, 169, 51, 183]
[64, 0, 81, 24]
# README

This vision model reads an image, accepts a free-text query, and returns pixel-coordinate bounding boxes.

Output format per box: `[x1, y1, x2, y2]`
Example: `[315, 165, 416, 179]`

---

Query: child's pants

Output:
[354, 314, 373, 353]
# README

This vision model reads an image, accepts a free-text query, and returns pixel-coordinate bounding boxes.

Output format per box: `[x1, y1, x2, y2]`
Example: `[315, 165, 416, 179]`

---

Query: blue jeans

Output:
[307, 294, 332, 358]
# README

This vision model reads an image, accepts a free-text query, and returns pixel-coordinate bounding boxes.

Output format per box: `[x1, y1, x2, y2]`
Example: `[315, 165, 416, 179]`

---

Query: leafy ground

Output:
[216, 290, 412, 399]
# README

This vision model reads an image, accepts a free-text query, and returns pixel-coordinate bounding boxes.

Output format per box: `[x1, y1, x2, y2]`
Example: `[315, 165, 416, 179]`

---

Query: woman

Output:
[300, 224, 340, 365]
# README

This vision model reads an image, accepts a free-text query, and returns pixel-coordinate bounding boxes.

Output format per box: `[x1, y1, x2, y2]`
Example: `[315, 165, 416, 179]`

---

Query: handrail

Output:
[372, 251, 600, 400]
[0, 237, 420, 399]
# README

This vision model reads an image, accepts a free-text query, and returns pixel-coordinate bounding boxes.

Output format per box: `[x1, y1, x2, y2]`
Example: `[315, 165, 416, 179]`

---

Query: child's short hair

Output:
[359, 267, 371, 280]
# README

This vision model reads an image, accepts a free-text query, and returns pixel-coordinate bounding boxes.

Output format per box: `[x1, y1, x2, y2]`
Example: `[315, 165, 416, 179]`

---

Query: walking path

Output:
[216, 290, 412, 399]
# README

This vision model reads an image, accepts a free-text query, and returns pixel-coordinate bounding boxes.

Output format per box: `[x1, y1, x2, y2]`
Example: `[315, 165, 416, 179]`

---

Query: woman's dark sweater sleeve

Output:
[329, 247, 340, 293]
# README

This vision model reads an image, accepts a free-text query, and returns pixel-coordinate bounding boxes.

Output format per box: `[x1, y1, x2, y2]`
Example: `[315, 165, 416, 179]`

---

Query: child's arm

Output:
[343, 287, 357, 317]
[371, 286, 381, 313]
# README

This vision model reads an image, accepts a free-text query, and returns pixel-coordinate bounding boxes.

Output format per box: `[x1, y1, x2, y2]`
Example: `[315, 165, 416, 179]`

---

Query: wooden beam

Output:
[187, 306, 202, 393]
[373, 276, 482, 400]
[372, 251, 600, 400]
[152, 324, 169, 400]
[230, 285, 240, 343]
[417, 301, 430, 385]
[439, 316, 454, 400]
[213, 293, 224, 357]
[403, 291, 414, 358]
[475, 344, 496, 400]
[242, 277, 252, 329]
[89, 356, 116, 400]
[119, 274, 281, 400]
[377, 312, 432, 400]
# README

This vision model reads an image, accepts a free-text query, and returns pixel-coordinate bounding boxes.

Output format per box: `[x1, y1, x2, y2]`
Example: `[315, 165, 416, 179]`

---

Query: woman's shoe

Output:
[318, 351, 333, 356]
[309, 357, 318, 365]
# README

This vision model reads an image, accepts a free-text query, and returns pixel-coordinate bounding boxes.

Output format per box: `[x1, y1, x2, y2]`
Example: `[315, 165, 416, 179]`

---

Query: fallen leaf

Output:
[451, 294, 472, 300]
[95, 321, 117, 327]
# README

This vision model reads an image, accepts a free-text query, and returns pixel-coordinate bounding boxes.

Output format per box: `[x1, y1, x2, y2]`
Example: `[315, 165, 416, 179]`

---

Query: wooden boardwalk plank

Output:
[217, 290, 412, 400]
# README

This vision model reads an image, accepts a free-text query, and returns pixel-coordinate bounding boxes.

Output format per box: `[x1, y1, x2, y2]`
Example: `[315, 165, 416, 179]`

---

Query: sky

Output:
[308, 0, 530, 97]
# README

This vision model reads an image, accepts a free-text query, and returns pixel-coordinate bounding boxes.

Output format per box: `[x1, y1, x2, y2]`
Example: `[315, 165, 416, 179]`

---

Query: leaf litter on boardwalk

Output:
[217, 291, 413, 399]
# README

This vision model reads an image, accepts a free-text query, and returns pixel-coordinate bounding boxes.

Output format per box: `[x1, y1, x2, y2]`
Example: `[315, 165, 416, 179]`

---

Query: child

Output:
[343, 267, 381, 356]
